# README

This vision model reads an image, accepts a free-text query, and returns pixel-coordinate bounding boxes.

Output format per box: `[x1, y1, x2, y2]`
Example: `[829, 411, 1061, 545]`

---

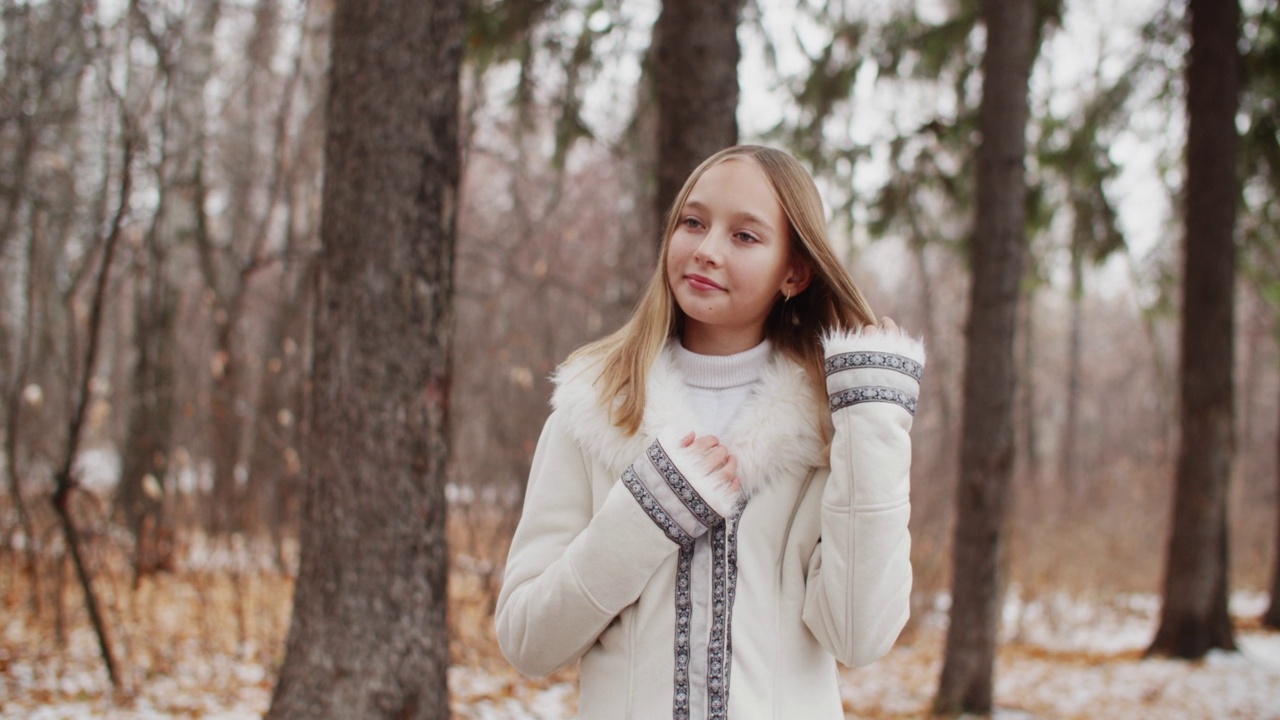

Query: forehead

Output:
[693, 156, 768, 189]
[686, 158, 782, 217]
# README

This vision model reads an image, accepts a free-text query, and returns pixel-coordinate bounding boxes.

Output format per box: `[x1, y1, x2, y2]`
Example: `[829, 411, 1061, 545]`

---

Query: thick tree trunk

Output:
[652, 0, 744, 227]
[265, 0, 462, 717]
[933, 0, 1034, 714]
[1148, 0, 1240, 659]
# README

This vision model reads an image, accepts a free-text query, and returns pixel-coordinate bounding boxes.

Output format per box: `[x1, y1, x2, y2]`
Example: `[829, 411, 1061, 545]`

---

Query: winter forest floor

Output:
[1, 533, 1278, 720]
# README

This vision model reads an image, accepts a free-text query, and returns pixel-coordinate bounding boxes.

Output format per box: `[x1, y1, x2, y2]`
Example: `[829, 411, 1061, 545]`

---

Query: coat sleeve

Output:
[802, 328, 924, 668]
[495, 410, 734, 677]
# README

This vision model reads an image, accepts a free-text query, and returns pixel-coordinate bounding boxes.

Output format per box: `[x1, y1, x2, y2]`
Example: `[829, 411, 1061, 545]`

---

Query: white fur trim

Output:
[721, 352, 826, 497]
[822, 326, 927, 367]
[550, 340, 827, 499]
[547, 357, 641, 476]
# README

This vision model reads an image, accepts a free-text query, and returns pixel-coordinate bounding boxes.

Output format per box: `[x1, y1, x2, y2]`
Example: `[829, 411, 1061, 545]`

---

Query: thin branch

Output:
[50, 86, 136, 694]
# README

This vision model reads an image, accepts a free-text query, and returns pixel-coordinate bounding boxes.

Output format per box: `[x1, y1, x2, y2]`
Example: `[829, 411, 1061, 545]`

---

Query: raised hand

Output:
[680, 432, 741, 493]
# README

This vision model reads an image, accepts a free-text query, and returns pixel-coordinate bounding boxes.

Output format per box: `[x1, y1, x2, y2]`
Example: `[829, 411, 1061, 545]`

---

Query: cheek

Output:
[666, 235, 695, 275]
[667, 232, 689, 259]
[664, 247, 683, 292]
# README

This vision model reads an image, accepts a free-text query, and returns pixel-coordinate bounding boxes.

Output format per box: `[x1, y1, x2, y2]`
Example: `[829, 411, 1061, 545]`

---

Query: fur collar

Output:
[550, 340, 827, 498]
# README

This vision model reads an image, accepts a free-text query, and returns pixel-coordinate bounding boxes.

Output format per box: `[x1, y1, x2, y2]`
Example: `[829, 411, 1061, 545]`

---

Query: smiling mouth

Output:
[686, 274, 725, 291]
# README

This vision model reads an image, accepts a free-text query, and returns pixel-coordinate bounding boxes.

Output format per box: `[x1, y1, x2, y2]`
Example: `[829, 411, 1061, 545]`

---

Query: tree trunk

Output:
[115, 240, 177, 580]
[933, 0, 1035, 714]
[245, 273, 308, 536]
[208, 315, 244, 533]
[1059, 240, 1084, 501]
[1266, 387, 1280, 629]
[158, 0, 242, 537]
[1148, 0, 1240, 660]
[1018, 284, 1039, 486]
[5, 203, 45, 616]
[652, 0, 744, 227]
[265, 0, 462, 716]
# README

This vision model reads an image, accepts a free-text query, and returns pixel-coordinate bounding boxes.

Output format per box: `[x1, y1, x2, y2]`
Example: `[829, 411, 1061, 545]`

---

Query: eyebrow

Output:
[682, 199, 779, 235]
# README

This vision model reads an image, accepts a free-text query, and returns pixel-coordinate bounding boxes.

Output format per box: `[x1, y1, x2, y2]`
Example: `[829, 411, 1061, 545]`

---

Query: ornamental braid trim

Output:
[647, 441, 724, 529]
[825, 351, 923, 381]
[828, 385, 918, 416]
[622, 466, 695, 548]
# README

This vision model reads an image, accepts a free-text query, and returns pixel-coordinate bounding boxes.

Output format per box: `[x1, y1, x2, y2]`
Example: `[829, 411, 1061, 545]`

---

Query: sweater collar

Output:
[550, 339, 826, 498]
[671, 339, 772, 390]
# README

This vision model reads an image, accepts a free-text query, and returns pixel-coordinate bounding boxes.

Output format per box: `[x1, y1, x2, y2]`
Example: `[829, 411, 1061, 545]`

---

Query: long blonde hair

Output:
[566, 145, 876, 434]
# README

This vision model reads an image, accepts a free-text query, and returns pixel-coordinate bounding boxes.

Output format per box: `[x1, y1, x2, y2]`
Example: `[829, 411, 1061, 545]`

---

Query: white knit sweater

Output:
[671, 339, 771, 438]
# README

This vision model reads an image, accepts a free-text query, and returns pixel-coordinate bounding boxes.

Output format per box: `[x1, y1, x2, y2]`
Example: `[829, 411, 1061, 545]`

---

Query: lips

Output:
[685, 273, 725, 292]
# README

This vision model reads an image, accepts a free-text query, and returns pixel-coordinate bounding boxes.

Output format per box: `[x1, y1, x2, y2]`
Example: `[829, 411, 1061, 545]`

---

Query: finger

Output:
[690, 435, 720, 453]
[880, 316, 899, 333]
[706, 445, 730, 470]
[721, 454, 739, 482]
[681, 432, 696, 448]
[718, 455, 741, 494]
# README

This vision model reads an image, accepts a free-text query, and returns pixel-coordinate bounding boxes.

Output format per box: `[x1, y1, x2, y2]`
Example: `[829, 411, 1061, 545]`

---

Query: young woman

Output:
[496, 145, 925, 719]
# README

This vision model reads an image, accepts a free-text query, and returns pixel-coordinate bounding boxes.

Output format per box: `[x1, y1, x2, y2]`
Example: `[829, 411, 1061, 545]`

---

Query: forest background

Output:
[1, 0, 1279, 717]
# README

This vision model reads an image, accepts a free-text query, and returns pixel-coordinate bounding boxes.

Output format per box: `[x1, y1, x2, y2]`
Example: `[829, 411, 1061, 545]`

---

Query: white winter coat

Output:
[495, 329, 925, 719]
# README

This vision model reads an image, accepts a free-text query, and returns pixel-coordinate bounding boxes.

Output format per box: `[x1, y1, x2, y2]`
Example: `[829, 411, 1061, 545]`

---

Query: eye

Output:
[681, 216, 705, 230]
[735, 231, 761, 244]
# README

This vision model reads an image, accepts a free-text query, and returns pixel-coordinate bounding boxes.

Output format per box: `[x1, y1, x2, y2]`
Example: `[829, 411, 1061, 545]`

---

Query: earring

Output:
[783, 289, 791, 303]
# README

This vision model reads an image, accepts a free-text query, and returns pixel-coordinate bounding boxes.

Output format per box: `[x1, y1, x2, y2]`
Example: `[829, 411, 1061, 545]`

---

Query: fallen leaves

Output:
[2, 537, 1277, 719]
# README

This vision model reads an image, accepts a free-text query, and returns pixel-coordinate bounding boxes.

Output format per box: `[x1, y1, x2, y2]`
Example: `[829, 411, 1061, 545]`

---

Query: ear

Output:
[781, 257, 813, 298]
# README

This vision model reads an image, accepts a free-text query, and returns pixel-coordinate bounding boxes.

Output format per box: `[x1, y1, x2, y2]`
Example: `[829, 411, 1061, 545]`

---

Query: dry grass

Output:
[0, 501, 575, 717]
[0, 493, 1275, 719]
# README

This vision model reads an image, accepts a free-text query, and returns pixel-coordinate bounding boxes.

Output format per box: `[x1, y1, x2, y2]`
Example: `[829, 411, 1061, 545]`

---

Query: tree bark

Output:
[933, 0, 1035, 713]
[652, 0, 744, 228]
[265, 0, 462, 717]
[115, 236, 177, 580]
[1059, 240, 1084, 500]
[1266, 387, 1280, 629]
[1148, 0, 1240, 659]
[5, 203, 45, 615]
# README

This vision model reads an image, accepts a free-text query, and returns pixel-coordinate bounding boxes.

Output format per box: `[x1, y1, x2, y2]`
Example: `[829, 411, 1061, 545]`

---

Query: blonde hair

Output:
[567, 145, 876, 434]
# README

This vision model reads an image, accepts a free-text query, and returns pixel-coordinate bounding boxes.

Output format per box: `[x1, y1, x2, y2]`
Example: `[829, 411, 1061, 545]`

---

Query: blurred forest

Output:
[1, 0, 1279, 716]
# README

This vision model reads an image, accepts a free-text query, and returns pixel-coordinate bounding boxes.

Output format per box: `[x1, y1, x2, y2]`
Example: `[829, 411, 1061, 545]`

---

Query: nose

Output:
[692, 228, 726, 266]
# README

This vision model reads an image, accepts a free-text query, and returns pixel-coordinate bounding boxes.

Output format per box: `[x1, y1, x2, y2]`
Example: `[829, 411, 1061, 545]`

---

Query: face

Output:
[665, 158, 809, 354]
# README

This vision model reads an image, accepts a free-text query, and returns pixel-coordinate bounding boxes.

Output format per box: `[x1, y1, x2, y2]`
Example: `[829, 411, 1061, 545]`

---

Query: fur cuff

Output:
[822, 326, 927, 367]
[624, 437, 740, 540]
[822, 326, 925, 416]
[655, 435, 742, 519]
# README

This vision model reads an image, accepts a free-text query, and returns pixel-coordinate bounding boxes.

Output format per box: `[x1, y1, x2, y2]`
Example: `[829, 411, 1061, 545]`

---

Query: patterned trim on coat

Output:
[825, 351, 923, 381]
[829, 386, 918, 416]
[706, 514, 741, 719]
[674, 544, 694, 720]
[622, 466, 695, 548]
[624, 462, 743, 719]
[647, 441, 724, 529]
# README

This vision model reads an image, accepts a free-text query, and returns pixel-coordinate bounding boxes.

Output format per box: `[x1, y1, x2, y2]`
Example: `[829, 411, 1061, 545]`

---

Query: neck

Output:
[680, 321, 766, 356]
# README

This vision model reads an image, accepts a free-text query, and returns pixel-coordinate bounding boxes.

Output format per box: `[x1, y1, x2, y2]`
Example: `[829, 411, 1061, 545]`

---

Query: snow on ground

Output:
[3, 588, 1278, 719]
[1, 620, 273, 720]
[838, 591, 1280, 719]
